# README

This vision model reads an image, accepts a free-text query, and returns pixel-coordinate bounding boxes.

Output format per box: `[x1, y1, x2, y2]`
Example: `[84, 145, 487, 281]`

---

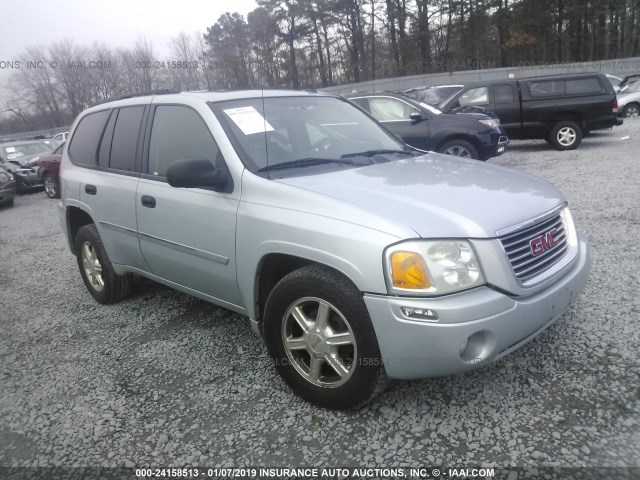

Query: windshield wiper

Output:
[258, 157, 357, 172]
[340, 149, 417, 159]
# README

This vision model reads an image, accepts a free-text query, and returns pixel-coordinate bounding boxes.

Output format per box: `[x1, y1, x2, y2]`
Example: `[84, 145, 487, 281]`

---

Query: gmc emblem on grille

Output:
[530, 228, 559, 256]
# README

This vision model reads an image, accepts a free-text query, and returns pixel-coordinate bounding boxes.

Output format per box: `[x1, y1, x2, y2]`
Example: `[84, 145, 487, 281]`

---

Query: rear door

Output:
[135, 103, 242, 308]
[71, 105, 147, 270]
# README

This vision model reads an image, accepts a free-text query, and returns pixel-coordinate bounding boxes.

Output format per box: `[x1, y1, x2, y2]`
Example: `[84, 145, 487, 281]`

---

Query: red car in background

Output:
[38, 143, 64, 198]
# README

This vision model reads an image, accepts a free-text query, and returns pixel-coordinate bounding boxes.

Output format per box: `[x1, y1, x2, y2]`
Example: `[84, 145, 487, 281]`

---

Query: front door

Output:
[135, 104, 242, 308]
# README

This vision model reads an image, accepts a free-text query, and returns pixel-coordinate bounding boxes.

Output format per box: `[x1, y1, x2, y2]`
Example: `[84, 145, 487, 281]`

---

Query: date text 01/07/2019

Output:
[134, 467, 496, 478]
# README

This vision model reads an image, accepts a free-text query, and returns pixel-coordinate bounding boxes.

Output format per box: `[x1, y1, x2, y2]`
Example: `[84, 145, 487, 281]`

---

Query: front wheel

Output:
[549, 121, 582, 150]
[43, 174, 60, 199]
[438, 139, 480, 160]
[263, 265, 388, 409]
[74, 224, 134, 304]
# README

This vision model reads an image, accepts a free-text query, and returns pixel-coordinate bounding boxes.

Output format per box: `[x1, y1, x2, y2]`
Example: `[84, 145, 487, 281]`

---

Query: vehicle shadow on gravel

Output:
[506, 138, 613, 153]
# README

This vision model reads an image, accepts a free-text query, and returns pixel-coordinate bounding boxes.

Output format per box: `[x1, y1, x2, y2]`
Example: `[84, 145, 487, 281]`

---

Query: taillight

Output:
[613, 98, 618, 113]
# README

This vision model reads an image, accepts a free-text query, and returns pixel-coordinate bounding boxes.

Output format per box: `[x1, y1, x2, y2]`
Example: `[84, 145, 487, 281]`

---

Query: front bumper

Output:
[480, 133, 509, 159]
[0, 182, 16, 204]
[364, 234, 591, 379]
[15, 171, 44, 189]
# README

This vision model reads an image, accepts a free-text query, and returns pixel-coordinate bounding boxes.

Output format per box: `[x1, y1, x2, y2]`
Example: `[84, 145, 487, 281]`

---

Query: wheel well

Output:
[624, 102, 640, 110]
[255, 254, 357, 324]
[435, 135, 482, 156]
[549, 113, 584, 130]
[66, 207, 94, 254]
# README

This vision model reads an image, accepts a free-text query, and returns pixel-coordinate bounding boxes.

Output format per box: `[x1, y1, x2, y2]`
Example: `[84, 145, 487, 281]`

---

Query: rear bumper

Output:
[364, 234, 591, 379]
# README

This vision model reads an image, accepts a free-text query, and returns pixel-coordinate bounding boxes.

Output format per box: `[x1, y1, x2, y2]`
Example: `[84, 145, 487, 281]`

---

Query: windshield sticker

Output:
[6, 147, 16, 153]
[223, 106, 274, 135]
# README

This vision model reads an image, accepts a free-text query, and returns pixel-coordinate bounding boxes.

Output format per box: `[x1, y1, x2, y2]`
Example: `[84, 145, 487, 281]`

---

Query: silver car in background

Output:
[58, 90, 591, 409]
[617, 81, 640, 117]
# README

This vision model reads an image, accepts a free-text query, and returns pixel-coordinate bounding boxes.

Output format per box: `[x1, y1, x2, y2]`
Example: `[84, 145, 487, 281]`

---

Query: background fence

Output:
[0, 125, 69, 144]
[2, 56, 639, 142]
[319, 56, 640, 94]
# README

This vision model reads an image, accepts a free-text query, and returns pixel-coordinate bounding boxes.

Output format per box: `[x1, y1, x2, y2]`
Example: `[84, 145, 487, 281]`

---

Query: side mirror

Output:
[166, 158, 230, 191]
[410, 112, 423, 123]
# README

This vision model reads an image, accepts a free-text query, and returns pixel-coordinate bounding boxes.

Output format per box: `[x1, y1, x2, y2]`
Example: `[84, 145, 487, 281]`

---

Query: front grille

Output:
[500, 213, 568, 282]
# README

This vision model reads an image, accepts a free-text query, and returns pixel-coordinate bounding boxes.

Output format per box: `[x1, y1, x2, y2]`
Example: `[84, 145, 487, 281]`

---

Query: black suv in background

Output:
[440, 73, 622, 150]
[345, 92, 508, 161]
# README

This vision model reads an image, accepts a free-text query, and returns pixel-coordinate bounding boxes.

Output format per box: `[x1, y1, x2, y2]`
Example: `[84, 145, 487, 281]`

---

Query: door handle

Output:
[141, 195, 156, 208]
[85, 184, 97, 195]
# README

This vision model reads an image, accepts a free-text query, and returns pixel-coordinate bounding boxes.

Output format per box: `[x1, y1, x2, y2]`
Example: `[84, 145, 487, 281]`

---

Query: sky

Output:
[0, 0, 259, 97]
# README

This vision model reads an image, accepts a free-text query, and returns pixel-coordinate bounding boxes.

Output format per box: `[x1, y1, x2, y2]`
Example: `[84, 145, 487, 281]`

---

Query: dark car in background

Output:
[0, 140, 56, 193]
[37, 142, 64, 198]
[404, 84, 463, 107]
[439, 72, 621, 150]
[345, 91, 508, 160]
[0, 166, 16, 207]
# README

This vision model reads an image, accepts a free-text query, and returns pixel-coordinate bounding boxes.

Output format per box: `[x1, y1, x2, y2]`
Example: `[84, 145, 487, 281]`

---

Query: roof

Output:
[92, 88, 330, 108]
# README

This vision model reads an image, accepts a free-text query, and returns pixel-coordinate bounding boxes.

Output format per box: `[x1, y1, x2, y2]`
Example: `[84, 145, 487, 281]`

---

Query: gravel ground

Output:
[1, 121, 639, 477]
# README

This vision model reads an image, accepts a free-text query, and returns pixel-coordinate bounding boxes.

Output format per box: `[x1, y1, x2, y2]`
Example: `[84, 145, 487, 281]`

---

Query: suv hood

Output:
[276, 154, 564, 239]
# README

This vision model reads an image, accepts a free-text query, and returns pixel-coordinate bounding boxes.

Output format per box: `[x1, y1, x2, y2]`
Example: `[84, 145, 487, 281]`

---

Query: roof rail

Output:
[91, 89, 180, 107]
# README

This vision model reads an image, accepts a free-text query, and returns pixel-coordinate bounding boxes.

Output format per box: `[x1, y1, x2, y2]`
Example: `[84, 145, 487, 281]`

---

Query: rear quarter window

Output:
[565, 78, 604, 94]
[68, 110, 110, 166]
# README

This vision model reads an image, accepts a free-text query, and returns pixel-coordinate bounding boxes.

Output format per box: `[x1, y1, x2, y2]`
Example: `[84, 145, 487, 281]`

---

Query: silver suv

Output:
[59, 90, 591, 409]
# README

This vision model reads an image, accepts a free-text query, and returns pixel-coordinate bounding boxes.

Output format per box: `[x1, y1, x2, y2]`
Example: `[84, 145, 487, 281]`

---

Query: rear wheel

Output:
[74, 224, 134, 304]
[263, 265, 388, 409]
[622, 103, 639, 118]
[43, 174, 60, 199]
[549, 121, 582, 150]
[438, 139, 480, 160]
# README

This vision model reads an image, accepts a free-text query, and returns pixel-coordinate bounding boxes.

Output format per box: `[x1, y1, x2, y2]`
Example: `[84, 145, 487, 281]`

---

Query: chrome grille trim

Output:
[499, 209, 569, 283]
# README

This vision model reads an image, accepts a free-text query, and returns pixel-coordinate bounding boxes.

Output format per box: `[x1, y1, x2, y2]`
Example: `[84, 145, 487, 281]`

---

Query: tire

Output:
[74, 224, 134, 304]
[43, 173, 60, 199]
[549, 121, 582, 150]
[438, 139, 480, 160]
[622, 103, 640, 118]
[263, 265, 388, 409]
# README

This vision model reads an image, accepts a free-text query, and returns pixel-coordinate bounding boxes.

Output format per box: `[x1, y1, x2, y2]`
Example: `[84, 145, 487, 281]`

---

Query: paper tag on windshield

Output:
[6, 147, 15, 153]
[224, 106, 274, 135]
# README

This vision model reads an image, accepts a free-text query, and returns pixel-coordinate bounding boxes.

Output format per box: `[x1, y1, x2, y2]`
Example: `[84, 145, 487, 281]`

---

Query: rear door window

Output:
[68, 110, 111, 166]
[494, 84, 515, 104]
[109, 106, 144, 172]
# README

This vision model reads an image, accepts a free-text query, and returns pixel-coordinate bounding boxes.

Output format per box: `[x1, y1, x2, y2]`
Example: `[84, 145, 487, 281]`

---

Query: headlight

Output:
[385, 240, 485, 296]
[0, 172, 9, 183]
[478, 118, 499, 128]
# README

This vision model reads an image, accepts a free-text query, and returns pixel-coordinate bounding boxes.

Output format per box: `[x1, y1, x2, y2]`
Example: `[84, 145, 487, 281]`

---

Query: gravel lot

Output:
[1, 121, 639, 477]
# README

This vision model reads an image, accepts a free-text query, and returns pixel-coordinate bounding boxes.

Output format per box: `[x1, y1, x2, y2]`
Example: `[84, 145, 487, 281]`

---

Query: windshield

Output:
[1, 142, 53, 161]
[211, 96, 410, 175]
[621, 81, 640, 93]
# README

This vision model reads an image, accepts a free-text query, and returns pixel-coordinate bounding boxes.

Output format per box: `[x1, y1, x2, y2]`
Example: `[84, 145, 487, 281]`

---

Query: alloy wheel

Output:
[557, 127, 577, 146]
[443, 145, 472, 158]
[281, 297, 357, 388]
[81, 241, 104, 291]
